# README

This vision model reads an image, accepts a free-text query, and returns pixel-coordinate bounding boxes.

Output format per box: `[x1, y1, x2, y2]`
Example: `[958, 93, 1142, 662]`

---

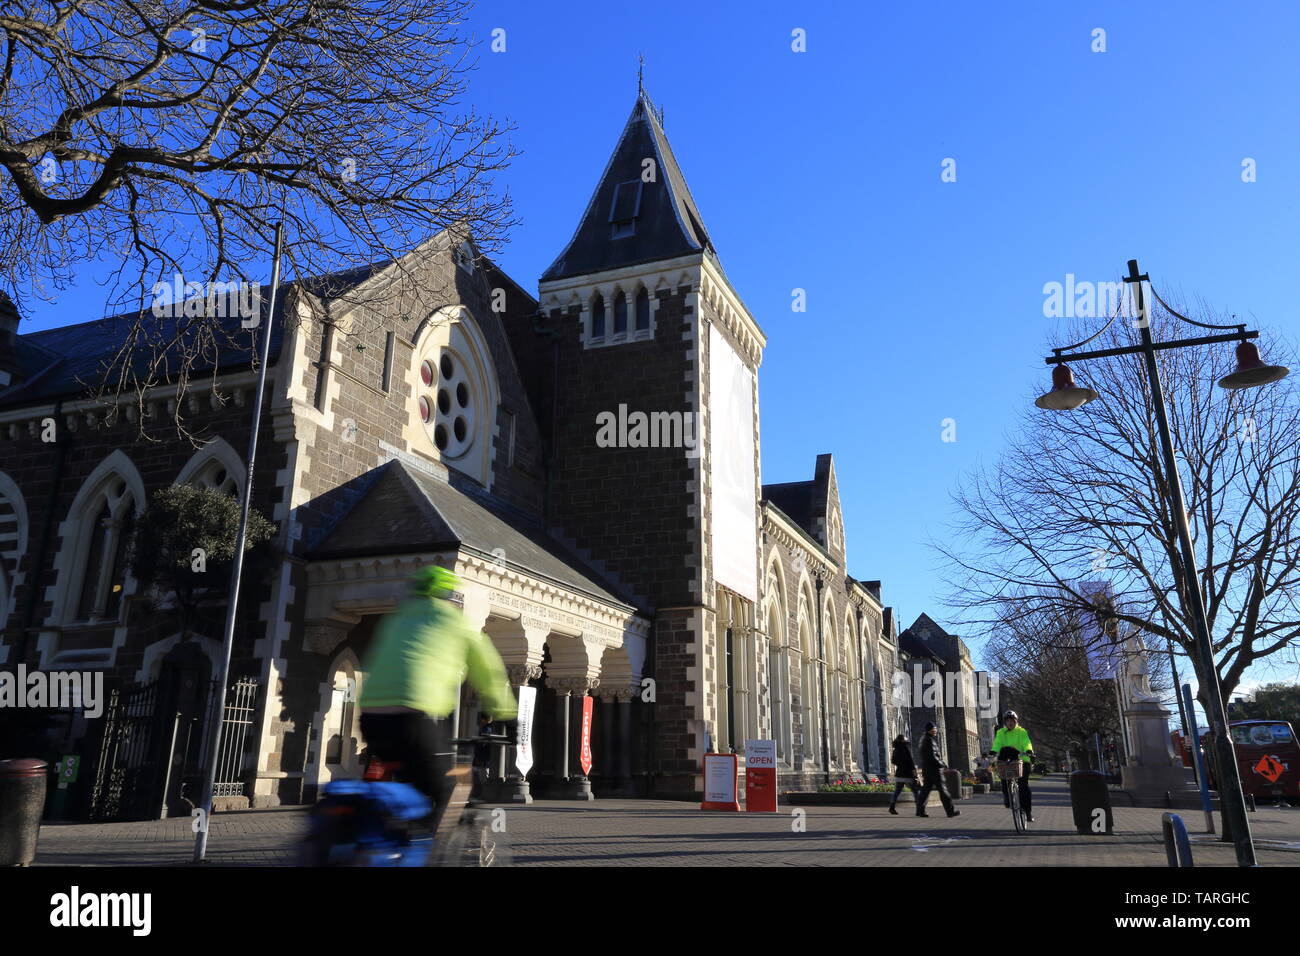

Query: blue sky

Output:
[23, 1, 1300, 694]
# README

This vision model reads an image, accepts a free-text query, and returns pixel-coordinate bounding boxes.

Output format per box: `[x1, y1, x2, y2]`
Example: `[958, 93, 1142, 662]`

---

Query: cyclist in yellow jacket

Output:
[359, 565, 517, 828]
[991, 710, 1035, 822]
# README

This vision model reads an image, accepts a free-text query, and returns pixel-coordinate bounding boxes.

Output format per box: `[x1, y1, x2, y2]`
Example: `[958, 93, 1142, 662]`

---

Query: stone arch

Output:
[0, 470, 28, 631]
[310, 647, 364, 788]
[51, 449, 146, 626]
[176, 436, 245, 497]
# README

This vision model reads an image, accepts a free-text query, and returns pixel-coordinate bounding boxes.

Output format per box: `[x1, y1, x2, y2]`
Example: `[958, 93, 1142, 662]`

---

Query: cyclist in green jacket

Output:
[991, 709, 1034, 822]
[359, 565, 517, 828]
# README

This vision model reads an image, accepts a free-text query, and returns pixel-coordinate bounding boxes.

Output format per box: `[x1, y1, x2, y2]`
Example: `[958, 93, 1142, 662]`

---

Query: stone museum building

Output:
[0, 91, 902, 817]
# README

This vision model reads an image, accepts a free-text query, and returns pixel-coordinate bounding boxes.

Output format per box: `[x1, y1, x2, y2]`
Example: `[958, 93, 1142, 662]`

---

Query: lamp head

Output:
[1218, 341, 1289, 390]
[1035, 363, 1099, 411]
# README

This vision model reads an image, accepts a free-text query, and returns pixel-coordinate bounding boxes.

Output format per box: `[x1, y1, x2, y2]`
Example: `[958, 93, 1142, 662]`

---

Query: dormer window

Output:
[609, 180, 642, 238]
[454, 242, 475, 274]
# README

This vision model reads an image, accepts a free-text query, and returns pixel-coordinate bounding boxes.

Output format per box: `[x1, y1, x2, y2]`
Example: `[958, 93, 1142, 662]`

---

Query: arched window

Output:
[70, 476, 137, 623]
[825, 613, 841, 768]
[767, 602, 790, 761]
[591, 294, 606, 339]
[0, 473, 27, 631]
[635, 287, 650, 332]
[613, 291, 628, 336]
[799, 611, 819, 766]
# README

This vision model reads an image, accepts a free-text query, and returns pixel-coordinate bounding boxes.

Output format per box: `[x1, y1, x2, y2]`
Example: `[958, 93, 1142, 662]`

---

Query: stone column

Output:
[595, 687, 620, 795]
[505, 663, 542, 804]
[616, 688, 635, 792]
[551, 676, 598, 800]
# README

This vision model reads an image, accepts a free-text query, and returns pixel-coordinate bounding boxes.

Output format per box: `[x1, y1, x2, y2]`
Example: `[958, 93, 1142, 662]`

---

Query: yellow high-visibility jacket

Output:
[360, 597, 517, 720]
[992, 725, 1033, 762]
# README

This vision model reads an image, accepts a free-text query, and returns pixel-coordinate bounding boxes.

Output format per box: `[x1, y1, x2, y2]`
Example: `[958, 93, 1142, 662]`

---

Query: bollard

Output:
[1162, 812, 1194, 867]
[0, 759, 49, 866]
[1069, 769, 1113, 834]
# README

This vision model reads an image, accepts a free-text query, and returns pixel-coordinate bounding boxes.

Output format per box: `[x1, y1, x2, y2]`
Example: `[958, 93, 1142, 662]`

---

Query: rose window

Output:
[419, 350, 474, 457]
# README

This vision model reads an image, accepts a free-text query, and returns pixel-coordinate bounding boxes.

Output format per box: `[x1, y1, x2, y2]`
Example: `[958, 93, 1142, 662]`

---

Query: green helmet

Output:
[410, 565, 459, 598]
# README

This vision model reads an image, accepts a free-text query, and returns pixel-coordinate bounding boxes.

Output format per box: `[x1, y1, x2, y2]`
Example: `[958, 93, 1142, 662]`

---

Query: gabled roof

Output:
[762, 453, 839, 553]
[899, 628, 945, 665]
[540, 92, 715, 283]
[310, 459, 644, 613]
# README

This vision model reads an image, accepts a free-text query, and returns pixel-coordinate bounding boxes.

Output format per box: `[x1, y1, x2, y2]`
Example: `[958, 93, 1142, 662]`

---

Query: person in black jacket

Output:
[916, 722, 960, 818]
[888, 735, 920, 815]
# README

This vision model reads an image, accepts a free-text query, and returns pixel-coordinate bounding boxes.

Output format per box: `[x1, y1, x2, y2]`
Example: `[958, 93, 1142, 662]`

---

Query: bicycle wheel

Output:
[433, 809, 512, 867]
[1009, 783, 1025, 834]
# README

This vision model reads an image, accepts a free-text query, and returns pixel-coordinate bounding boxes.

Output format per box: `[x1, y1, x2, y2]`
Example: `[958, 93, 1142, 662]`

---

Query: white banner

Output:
[515, 685, 537, 776]
[708, 324, 758, 602]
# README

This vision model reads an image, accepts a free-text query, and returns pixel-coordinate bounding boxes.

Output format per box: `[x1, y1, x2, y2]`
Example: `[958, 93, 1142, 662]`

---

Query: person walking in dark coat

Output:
[888, 735, 920, 815]
[916, 722, 960, 818]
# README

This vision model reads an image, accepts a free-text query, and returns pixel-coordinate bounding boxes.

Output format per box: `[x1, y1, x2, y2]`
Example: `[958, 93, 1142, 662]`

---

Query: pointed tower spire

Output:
[541, 92, 714, 282]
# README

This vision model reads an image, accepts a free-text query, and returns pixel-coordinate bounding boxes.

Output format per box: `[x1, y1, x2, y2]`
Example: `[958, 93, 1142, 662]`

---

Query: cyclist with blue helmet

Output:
[359, 565, 517, 829]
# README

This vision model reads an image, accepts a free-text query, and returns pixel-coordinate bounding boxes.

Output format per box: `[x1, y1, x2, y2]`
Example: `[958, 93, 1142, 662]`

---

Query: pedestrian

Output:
[888, 734, 920, 815]
[916, 721, 960, 818]
[470, 712, 496, 799]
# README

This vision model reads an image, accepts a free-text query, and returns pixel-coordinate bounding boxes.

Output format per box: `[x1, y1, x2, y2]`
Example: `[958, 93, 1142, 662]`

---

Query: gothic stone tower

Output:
[536, 92, 766, 794]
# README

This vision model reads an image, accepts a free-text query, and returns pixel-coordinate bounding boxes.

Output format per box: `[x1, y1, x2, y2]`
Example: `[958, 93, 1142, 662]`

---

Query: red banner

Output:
[579, 695, 594, 775]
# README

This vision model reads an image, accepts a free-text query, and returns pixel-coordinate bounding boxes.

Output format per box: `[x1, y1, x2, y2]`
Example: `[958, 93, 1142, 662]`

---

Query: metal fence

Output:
[214, 678, 259, 798]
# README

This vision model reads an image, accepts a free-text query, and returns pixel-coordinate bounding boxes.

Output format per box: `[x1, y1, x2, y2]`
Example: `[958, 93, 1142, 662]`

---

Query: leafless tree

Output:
[0, 0, 515, 434]
[943, 295, 1300, 709]
[986, 598, 1155, 767]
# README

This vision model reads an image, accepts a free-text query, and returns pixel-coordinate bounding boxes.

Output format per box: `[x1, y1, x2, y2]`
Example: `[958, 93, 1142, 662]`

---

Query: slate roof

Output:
[0, 259, 393, 410]
[898, 628, 945, 665]
[762, 480, 815, 535]
[541, 92, 716, 282]
[310, 459, 643, 613]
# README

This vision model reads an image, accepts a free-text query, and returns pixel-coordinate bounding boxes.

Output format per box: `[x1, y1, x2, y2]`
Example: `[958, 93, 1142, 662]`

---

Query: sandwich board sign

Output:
[701, 752, 740, 811]
[744, 739, 778, 812]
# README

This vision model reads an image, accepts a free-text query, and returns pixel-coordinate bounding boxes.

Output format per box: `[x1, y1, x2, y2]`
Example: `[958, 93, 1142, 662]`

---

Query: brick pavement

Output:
[29, 776, 1300, 867]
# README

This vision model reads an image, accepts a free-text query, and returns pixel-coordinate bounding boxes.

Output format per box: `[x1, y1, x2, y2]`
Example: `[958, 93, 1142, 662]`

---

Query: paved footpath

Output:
[30, 776, 1300, 867]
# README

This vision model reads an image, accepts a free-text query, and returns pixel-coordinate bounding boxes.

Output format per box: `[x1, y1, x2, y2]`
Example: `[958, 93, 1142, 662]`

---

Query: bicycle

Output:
[990, 748, 1033, 833]
[301, 733, 512, 867]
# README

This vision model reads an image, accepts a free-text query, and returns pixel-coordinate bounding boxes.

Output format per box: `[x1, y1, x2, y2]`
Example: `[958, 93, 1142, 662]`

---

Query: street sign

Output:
[515, 686, 537, 776]
[1254, 753, 1285, 783]
[579, 695, 594, 775]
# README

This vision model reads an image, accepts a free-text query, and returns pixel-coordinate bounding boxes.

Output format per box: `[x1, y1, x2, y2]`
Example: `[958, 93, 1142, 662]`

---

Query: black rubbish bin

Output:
[1069, 769, 1113, 835]
[0, 758, 49, 866]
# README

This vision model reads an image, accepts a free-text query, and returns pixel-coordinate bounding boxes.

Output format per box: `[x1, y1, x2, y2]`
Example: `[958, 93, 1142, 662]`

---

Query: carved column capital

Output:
[548, 675, 599, 695]
[507, 663, 544, 686]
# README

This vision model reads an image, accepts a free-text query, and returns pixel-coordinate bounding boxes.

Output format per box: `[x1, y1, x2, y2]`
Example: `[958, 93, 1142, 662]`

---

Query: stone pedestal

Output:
[1120, 699, 1198, 805]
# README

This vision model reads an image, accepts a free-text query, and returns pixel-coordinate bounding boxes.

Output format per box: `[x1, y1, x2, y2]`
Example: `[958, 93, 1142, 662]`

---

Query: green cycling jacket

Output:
[359, 597, 518, 721]
[992, 725, 1033, 761]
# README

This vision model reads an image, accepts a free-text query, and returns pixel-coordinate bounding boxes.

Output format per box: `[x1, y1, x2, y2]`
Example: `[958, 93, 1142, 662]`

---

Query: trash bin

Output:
[943, 769, 962, 800]
[0, 758, 49, 866]
[1069, 769, 1113, 835]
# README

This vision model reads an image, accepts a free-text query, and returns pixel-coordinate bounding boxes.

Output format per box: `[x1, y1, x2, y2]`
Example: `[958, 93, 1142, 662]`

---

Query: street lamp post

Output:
[1035, 257, 1289, 868]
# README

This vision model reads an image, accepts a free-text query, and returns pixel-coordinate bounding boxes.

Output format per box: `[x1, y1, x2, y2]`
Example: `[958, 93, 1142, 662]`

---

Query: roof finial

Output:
[638, 53, 644, 95]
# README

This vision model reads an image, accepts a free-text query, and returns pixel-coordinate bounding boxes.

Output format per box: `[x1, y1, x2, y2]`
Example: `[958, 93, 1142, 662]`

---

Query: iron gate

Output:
[88, 676, 260, 821]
